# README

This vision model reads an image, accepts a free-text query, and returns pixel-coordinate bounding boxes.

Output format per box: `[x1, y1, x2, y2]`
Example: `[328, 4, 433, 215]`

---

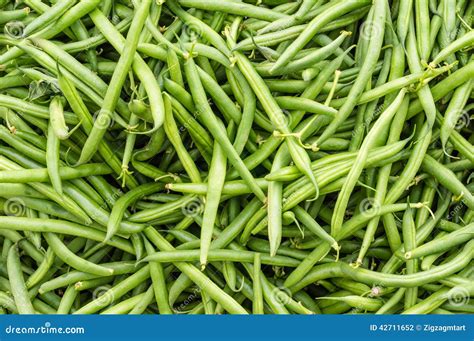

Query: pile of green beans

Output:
[0, 0, 473, 315]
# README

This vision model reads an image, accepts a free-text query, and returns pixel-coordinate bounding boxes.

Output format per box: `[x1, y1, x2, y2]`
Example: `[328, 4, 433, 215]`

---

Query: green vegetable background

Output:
[0, 0, 472, 314]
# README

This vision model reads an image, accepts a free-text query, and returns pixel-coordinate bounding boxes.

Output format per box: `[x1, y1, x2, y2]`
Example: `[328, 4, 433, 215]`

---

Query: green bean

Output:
[44, 232, 113, 276]
[26, 39, 128, 123]
[406, 223, 474, 260]
[271, 0, 371, 72]
[440, 79, 473, 151]
[201, 141, 227, 268]
[315, 0, 386, 146]
[79, 0, 153, 164]
[266, 147, 285, 257]
[145, 227, 247, 314]
[292, 240, 474, 291]
[0, 108, 34, 134]
[0, 156, 91, 223]
[256, 31, 352, 76]
[0, 216, 133, 254]
[56, 285, 78, 314]
[275, 97, 337, 116]
[107, 183, 164, 242]
[166, 48, 184, 88]
[376, 288, 406, 314]
[0, 162, 111, 183]
[330, 63, 453, 108]
[401, 285, 473, 314]
[233, 24, 306, 52]
[221, 261, 236, 292]
[90, 12, 164, 128]
[39, 262, 138, 294]
[25, 247, 55, 289]
[48, 96, 70, 140]
[402, 202, 418, 309]
[0, 0, 102, 65]
[293, 206, 338, 250]
[396, 0, 412, 44]
[284, 242, 331, 288]
[163, 95, 202, 183]
[128, 286, 155, 315]
[0, 94, 78, 124]
[62, 183, 142, 235]
[331, 89, 407, 236]
[231, 47, 319, 199]
[257, 0, 318, 34]
[166, 93, 213, 160]
[0, 7, 30, 25]
[56, 64, 138, 188]
[359, 97, 409, 260]
[180, 0, 287, 21]
[73, 265, 150, 314]
[23, 0, 76, 37]
[415, 0, 431, 60]
[142, 249, 299, 267]
[46, 123, 62, 194]
[183, 54, 265, 202]
[318, 295, 382, 312]
[421, 154, 474, 210]
[144, 239, 172, 314]
[383, 123, 432, 205]
[252, 253, 263, 314]
[7, 244, 35, 314]
[197, 67, 240, 124]
[431, 30, 474, 66]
